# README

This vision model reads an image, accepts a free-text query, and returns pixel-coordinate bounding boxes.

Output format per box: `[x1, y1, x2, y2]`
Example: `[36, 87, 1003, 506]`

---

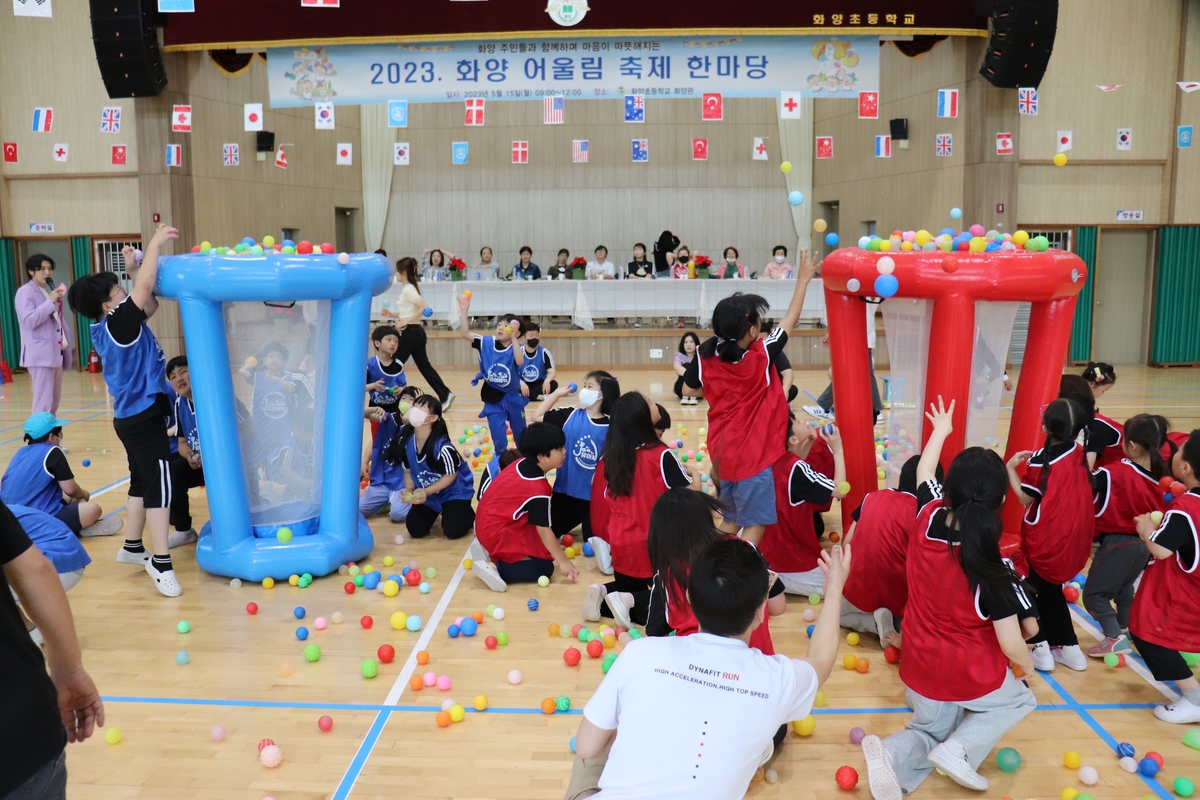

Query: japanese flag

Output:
[244, 103, 263, 131]
[336, 143, 353, 165]
[1057, 131, 1073, 152]
[394, 142, 410, 165]
[780, 91, 802, 120]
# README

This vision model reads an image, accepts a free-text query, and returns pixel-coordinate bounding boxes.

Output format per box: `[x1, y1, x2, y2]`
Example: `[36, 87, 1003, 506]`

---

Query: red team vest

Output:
[589, 457, 611, 540]
[805, 438, 835, 514]
[699, 337, 790, 482]
[664, 568, 776, 655]
[1095, 459, 1167, 535]
[1130, 491, 1200, 652]
[1020, 442, 1096, 584]
[474, 459, 553, 564]
[606, 443, 673, 579]
[901, 502, 1012, 702]
[759, 452, 825, 574]
[1092, 414, 1125, 468]
[842, 489, 917, 616]
[1163, 431, 1191, 462]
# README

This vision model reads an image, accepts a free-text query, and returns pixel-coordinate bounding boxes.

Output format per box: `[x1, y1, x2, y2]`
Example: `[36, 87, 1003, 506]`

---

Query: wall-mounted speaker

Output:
[90, 0, 168, 97]
[979, 0, 1059, 89]
[256, 132, 276, 153]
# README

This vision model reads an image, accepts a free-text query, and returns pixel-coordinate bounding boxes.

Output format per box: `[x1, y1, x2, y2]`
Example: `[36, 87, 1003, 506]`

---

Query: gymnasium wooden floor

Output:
[8, 364, 1200, 800]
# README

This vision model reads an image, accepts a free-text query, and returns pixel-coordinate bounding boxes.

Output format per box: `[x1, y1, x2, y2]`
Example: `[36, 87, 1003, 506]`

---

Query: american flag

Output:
[573, 139, 589, 163]
[544, 95, 564, 124]
[935, 133, 953, 156]
[1018, 87, 1038, 115]
[101, 106, 121, 133]
[223, 143, 239, 166]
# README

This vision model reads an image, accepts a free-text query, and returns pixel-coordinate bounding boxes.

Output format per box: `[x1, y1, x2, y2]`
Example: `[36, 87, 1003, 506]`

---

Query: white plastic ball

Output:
[441, 699, 455, 711]
[507, 669, 523, 685]
[493, 607, 505, 620]
[765, 769, 778, 784]
[1119, 756, 1138, 773]
[1078, 765, 1098, 785]
[846, 278, 861, 292]
[394, 534, 405, 545]
[876, 256, 895, 275]
[337, 252, 350, 265]
[260, 744, 283, 768]
[229, 578, 242, 588]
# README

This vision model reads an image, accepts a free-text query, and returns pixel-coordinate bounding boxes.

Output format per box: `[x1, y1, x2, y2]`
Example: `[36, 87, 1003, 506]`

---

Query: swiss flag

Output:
[111, 144, 127, 165]
[816, 136, 833, 160]
[692, 138, 708, 161]
[465, 98, 485, 126]
[858, 91, 879, 119]
[172, 105, 192, 132]
[2, 142, 16, 163]
[702, 93, 723, 121]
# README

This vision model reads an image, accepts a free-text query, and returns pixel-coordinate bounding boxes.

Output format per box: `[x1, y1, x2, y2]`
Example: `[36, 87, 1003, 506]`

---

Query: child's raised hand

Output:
[150, 224, 179, 246]
[121, 245, 138, 266]
[924, 396, 955, 436]
[796, 249, 819, 282]
[818, 423, 843, 452]
[818, 542, 851, 593]
[456, 293, 471, 311]
[1006, 450, 1033, 470]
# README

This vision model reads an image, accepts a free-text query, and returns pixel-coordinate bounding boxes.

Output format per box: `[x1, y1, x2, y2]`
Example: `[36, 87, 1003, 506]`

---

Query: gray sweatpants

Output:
[817, 356, 883, 415]
[1084, 533, 1150, 639]
[882, 671, 1036, 795]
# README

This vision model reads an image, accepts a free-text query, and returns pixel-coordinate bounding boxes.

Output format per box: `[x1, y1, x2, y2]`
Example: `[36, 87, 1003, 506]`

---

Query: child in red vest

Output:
[680, 253, 817, 544]
[1130, 429, 1200, 724]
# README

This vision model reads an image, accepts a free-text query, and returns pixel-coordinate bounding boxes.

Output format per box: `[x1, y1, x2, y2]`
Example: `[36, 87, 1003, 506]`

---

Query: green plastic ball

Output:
[361, 659, 379, 678]
[304, 644, 321, 662]
[496, 632, 509, 646]
[251, 245, 264, 255]
[808, 593, 822, 605]
[1183, 652, 1200, 666]
[276, 527, 293, 543]
[1176, 778, 1196, 798]
[577, 628, 590, 642]
[486, 604, 497, 616]
[1104, 653, 1119, 667]
[556, 696, 571, 712]
[177, 620, 190, 634]
[559, 624, 572, 638]
[602, 654, 617, 673]
[425, 567, 437, 579]
[354, 574, 365, 587]
[996, 747, 1021, 773]
[298, 573, 312, 588]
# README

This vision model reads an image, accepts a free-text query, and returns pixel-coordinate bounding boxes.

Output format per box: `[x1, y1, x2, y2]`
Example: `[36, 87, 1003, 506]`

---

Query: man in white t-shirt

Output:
[586, 246, 618, 280]
[565, 537, 850, 800]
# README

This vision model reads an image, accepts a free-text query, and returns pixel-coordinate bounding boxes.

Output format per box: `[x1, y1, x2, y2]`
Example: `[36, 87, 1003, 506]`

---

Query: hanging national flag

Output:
[223, 143, 239, 166]
[336, 143, 353, 165]
[935, 133, 952, 156]
[2, 142, 16, 163]
[1179, 81, 1200, 93]
[52, 143, 68, 162]
[692, 138, 708, 160]
[780, 91, 802, 119]
[1096, 84, 1123, 92]
[1017, 87, 1038, 115]
[111, 144, 126, 165]
[1179, 126, 1194, 149]
[301, 0, 339, 5]
[275, 145, 288, 169]
[937, 89, 958, 118]
[702, 93, 723, 121]
[165, 144, 182, 167]
[244, 103, 264, 131]
[752, 137, 768, 160]
[995, 132, 1013, 155]
[874, 135, 891, 158]
[465, 98, 485, 126]
[816, 136, 833, 159]
[388, 100, 408, 128]
[394, 142, 410, 165]
[1116, 127, 1132, 151]
[858, 91, 878, 119]
[512, 140, 528, 164]
[544, 95, 564, 124]
[31, 107, 52, 132]
[1057, 130, 1073, 152]
[632, 139, 648, 162]
[13, 0, 52, 18]
[572, 139, 589, 163]
[314, 102, 335, 129]
[624, 94, 644, 123]
[452, 141, 469, 164]
[101, 106, 121, 133]
[172, 104, 192, 132]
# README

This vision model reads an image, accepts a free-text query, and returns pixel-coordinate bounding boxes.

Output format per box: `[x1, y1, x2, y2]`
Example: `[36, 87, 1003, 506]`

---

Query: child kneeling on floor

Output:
[469, 422, 579, 591]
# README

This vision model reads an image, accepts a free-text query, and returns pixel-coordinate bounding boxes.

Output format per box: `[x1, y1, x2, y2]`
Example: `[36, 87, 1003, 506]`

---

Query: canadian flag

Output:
[995, 133, 1014, 156]
[336, 143, 353, 165]
[1057, 130, 1073, 152]
[274, 145, 288, 169]
[692, 138, 708, 161]
[244, 103, 264, 132]
[465, 98, 485, 126]
[172, 105, 192, 132]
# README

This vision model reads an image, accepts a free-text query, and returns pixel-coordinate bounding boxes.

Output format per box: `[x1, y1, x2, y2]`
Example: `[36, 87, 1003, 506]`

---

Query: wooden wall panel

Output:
[6, 177, 139, 235]
[1019, 164, 1167, 225]
[1173, 0, 1200, 222]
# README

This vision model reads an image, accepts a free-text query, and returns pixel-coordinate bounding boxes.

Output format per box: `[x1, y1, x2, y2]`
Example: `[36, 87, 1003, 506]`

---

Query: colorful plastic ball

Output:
[950, 207, 963, 219]
[484, 635, 498, 650]
[825, 233, 839, 247]
[541, 698, 557, 714]
[806, 624, 815, 638]
[360, 615, 373, 629]
[377, 644, 395, 664]
[1175, 777, 1195, 797]
[1117, 741, 1136, 758]
[276, 527, 293, 543]
[303, 643, 322, 662]
[1119, 756, 1139, 773]
[210, 724, 226, 742]
[1138, 757, 1160, 777]
[408, 675, 425, 691]
[849, 727, 866, 744]
[582, 542, 594, 557]
[508, 669, 523, 684]
[263, 577, 275, 589]
[556, 695, 572, 712]
[1078, 765, 1098, 785]
[835, 765, 858, 790]
[874, 274, 899, 298]
[602, 653, 618, 673]
[434, 710, 451, 727]
[814, 218, 827, 232]
[492, 607, 506, 621]
[855, 658, 870, 673]
[280, 662, 293, 676]
[564, 647, 582, 666]
[992, 746, 1021, 772]
[344, 582, 355, 594]
[563, 546, 576, 558]
[81, 458, 91, 468]
[288, 574, 300, 587]
[1053, 153, 1068, 167]
[793, 715, 816, 736]
[259, 744, 283, 768]
[361, 659, 379, 679]
[1103, 652, 1119, 667]
[780, 161, 793, 173]
[331, 612, 344, 624]
[447, 624, 461, 638]
[1147, 751, 1165, 768]
[176, 650, 190, 665]
[316, 714, 334, 732]
[1063, 585, 1080, 603]
[406, 615, 423, 632]
[885, 645, 901, 664]
[1063, 750, 1082, 768]
[527, 599, 540, 612]
[846, 632, 860, 646]
[460, 618, 478, 636]
[405, 570, 421, 586]
[437, 675, 452, 691]
[105, 727, 122, 745]
[587, 639, 604, 658]
[296, 626, 309, 640]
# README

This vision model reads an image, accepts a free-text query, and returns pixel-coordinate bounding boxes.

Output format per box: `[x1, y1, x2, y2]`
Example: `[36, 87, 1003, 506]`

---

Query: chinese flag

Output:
[111, 144, 127, 165]
[858, 91, 879, 119]
[816, 136, 833, 160]
[692, 138, 708, 161]
[702, 93, 723, 121]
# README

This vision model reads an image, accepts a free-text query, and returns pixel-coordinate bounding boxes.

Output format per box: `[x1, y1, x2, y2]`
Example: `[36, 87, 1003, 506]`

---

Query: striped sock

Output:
[151, 555, 173, 573]
[123, 539, 145, 553]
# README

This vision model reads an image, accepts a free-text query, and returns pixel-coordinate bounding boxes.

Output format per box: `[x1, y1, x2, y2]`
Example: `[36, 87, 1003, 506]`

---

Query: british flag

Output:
[101, 106, 121, 133]
[223, 143, 239, 166]
[1018, 87, 1038, 115]
[935, 133, 953, 156]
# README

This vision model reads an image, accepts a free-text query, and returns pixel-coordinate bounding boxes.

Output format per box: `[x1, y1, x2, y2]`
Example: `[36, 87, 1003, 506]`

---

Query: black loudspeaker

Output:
[90, 0, 168, 98]
[889, 118, 908, 142]
[979, 0, 1058, 89]
[256, 132, 276, 153]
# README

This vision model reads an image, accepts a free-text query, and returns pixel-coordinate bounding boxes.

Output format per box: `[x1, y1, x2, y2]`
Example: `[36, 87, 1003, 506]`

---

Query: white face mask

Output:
[578, 388, 600, 408]
[407, 407, 430, 427]
[775, 255, 785, 263]
[726, 257, 736, 263]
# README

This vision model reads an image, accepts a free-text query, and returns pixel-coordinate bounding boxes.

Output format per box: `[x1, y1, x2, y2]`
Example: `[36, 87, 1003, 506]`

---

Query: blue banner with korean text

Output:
[266, 36, 879, 107]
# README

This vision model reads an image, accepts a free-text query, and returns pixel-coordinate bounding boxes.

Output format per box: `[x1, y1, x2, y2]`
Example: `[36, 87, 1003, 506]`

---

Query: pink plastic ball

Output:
[317, 715, 333, 732]
[409, 560, 420, 569]
[314, 617, 327, 630]
[259, 744, 283, 768]
[802, 608, 816, 622]
[455, 616, 465, 626]
[902, 231, 916, 242]
[423, 671, 437, 687]
[1078, 765, 1099, 785]
[441, 699, 455, 711]
[210, 724, 226, 742]
[968, 224, 985, 237]
[437, 675, 452, 691]
[849, 726, 866, 744]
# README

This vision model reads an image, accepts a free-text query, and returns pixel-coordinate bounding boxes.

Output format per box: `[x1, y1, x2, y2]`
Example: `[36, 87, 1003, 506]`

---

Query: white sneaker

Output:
[1030, 641, 1054, 672]
[1154, 697, 1200, 724]
[1051, 644, 1088, 671]
[873, 607, 897, 641]
[803, 405, 835, 423]
[591, 537, 615, 575]
[443, 392, 456, 412]
[926, 739, 988, 791]
[861, 735, 902, 800]
[471, 559, 508, 593]
[604, 592, 634, 630]
[582, 584, 606, 622]
[116, 547, 151, 564]
[168, 528, 198, 548]
[145, 562, 182, 597]
[80, 517, 124, 538]
[467, 537, 491, 565]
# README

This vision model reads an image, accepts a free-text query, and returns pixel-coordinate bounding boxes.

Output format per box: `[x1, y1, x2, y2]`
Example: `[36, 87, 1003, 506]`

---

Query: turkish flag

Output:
[111, 144, 127, 165]
[858, 91, 879, 119]
[2, 142, 16, 163]
[702, 93, 723, 121]
[692, 138, 708, 161]
[816, 136, 833, 160]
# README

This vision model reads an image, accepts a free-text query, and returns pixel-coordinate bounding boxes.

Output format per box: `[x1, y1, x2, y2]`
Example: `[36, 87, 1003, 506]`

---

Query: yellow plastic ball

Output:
[474, 695, 488, 711]
[780, 161, 793, 173]
[847, 632, 860, 646]
[390, 611, 408, 630]
[563, 546, 576, 558]
[262, 577, 275, 589]
[813, 218, 828, 233]
[877, 239, 892, 252]
[463, 558, 473, 569]
[449, 703, 466, 723]
[814, 690, 828, 708]
[244, 356, 258, 366]
[843, 654, 859, 670]
[899, 241, 913, 251]
[263, 235, 276, 246]
[837, 481, 851, 495]
[288, 574, 300, 586]
[363, 564, 374, 574]
[914, 230, 932, 246]
[1053, 153, 1068, 167]
[105, 727, 122, 745]
[1013, 230, 1030, 245]
[383, 579, 400, 597]
[1062, 789, 1079, 800]
[792, 714, 816, 736]
[969, 237, 987, 253]
[383, 555, 394, 567]
[200, 241, 212, 250]
[1063, 750, 1082, 769]
[602, 633, 616, 648]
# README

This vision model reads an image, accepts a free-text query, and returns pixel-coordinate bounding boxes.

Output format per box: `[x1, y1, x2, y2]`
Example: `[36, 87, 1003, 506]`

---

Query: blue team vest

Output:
[369, 413, 407, 490]
[555, 408, 608, 500]
[478, 335, 519, 393]
[520, 346, 547, 383]
[252, 370, 296, 451]
[175, 395, 200, 454]
[164, 385, 179, 455]
[367, 356, 407, 406]
[90, 311, 170, 418]
[406, 433, 475, 512]
[1, 444, 64, 515]
[10, 503, 90, 573]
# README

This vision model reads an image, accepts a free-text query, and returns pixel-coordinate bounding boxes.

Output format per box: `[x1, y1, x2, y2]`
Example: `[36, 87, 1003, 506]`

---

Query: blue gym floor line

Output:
[101, 694, 586, 715]
[0, 399, 108, 434]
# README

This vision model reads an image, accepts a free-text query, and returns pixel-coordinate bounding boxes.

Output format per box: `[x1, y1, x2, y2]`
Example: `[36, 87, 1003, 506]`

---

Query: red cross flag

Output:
[172, 105, 192, 132]
[702, 93, 723, 121]
[52, 143, 68, 162]
[780, 91, 802, 120]
[752, 137, 768, 160]
[858, 91, 878, 119]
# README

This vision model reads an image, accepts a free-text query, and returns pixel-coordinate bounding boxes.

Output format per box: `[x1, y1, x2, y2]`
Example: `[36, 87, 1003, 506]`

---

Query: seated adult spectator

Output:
[627, 244, 654, 280]
[719, 246, 747, 279]
[547, 249, 571, 280]
[587, 246, 617, 280]
[764, 245, 793, 279]
[512, 246, 542, 281]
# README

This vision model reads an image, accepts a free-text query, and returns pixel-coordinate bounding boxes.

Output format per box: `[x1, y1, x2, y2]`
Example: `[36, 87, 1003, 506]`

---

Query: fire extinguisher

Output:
[88, 350, 101, 374]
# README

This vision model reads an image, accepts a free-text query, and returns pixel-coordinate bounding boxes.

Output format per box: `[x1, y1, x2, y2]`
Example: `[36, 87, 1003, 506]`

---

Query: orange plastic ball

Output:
[472, 611, 485, 624]
[548, 623, 561, 636]
[416, 650, 430, 665]
[855, 657, 870, 673]
[409, 675, 424, 691]
[541, 698, 557, 714]
[436, 711, 452, 727]
[828, 531, 841, 543]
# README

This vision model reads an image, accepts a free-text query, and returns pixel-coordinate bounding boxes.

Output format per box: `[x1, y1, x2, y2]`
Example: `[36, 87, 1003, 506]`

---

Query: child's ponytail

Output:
[703, 293, 770, 362]
[943, 447, 1020, 593]
[1124, 414, 1168, 480]
[1039, 396, 1088, 494]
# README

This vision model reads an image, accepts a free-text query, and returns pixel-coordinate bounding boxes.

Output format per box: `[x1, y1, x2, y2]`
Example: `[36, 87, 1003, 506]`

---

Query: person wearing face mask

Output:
[383, 396, 477, 540]
[763, 245, 793, 279]
[520, 322, 559, 400]
[532, 371, 620, 542]
[457, 295, 529, 447]
[719, 246, 746, 279]
[671, 246, 692, 280]
[359, 386, 423, 528]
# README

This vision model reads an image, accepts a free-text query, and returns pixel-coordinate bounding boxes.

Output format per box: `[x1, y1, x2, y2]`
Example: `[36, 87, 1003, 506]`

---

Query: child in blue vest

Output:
[66, 224, 183, 597]
[366, 325, 406, 439]
[239, 341, 315, 470]
[360, 385, 422, 528]
[457, 294, 529, 447]
[382, 395, 477, 540]
[520, 321, 558, 400]
[165, 356, 206, 541]
[0, 413, 122, 539]
[9, 503, 91, 592]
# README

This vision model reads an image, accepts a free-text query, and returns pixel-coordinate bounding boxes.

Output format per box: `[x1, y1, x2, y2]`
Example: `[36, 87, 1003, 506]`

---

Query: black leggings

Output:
[397, 325, 450, 402]
[601, 572, 651, 625]
[405, 499, 475, 540]
[497, 557, 554, 584]
[673, 375, 686, 399]
[551, 493, 592, 540]
[1130, 632, 1194, 682]
[1026, 565, 1078, 647]
[523, 379, 559, 398]
[169, 452, 206, 532]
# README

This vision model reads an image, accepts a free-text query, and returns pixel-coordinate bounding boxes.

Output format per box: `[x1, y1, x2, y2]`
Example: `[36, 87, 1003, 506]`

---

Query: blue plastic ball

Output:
[81, 459, 91, 467]
[389, 574, 402, 584]
[460, 617, 479, 636]
[1166, 492, 1175, 503]
[176, 650, 189, 665]
[419, 581, 430, 593]
[363, 572, 381, 590]
[788, 190, 804, 206]
[582, 542, 594, 557]
[806, 624, 815, 638]
[950, 207, 963, 220]
[568, 383, 578, 393]
[570, 736, 577, 753]
[528, 598, 539, 611]
[406, 615, 422, 632]
[241, 236, 255, 246]
[401, 567, 412, 577]
[422, 306, 433, 317]
[825, 232, 839, 247]
[874, 274, 899, 298]
[474, 448, 482, 457]
[296, 626, 309, 640]
[1117, 742, 1135, 758]
[448, 624, 461, 638]
[282, 239, 295, 247]
[939, 228, 955, 236]
[1138, 757, 1160, 777]
[294, 606, 306, 619]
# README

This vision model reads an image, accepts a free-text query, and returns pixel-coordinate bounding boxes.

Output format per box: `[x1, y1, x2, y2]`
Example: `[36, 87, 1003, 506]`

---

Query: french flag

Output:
[937, 89, 958, 118]
[875, 135, 891, 158]
[31, 108, 52, 133]
[165, 144, 182, 167]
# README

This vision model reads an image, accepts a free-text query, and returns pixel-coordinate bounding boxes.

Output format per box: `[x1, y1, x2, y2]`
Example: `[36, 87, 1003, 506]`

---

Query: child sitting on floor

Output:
[166, 357, 206, 541]
[360, 386, 422, 526]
